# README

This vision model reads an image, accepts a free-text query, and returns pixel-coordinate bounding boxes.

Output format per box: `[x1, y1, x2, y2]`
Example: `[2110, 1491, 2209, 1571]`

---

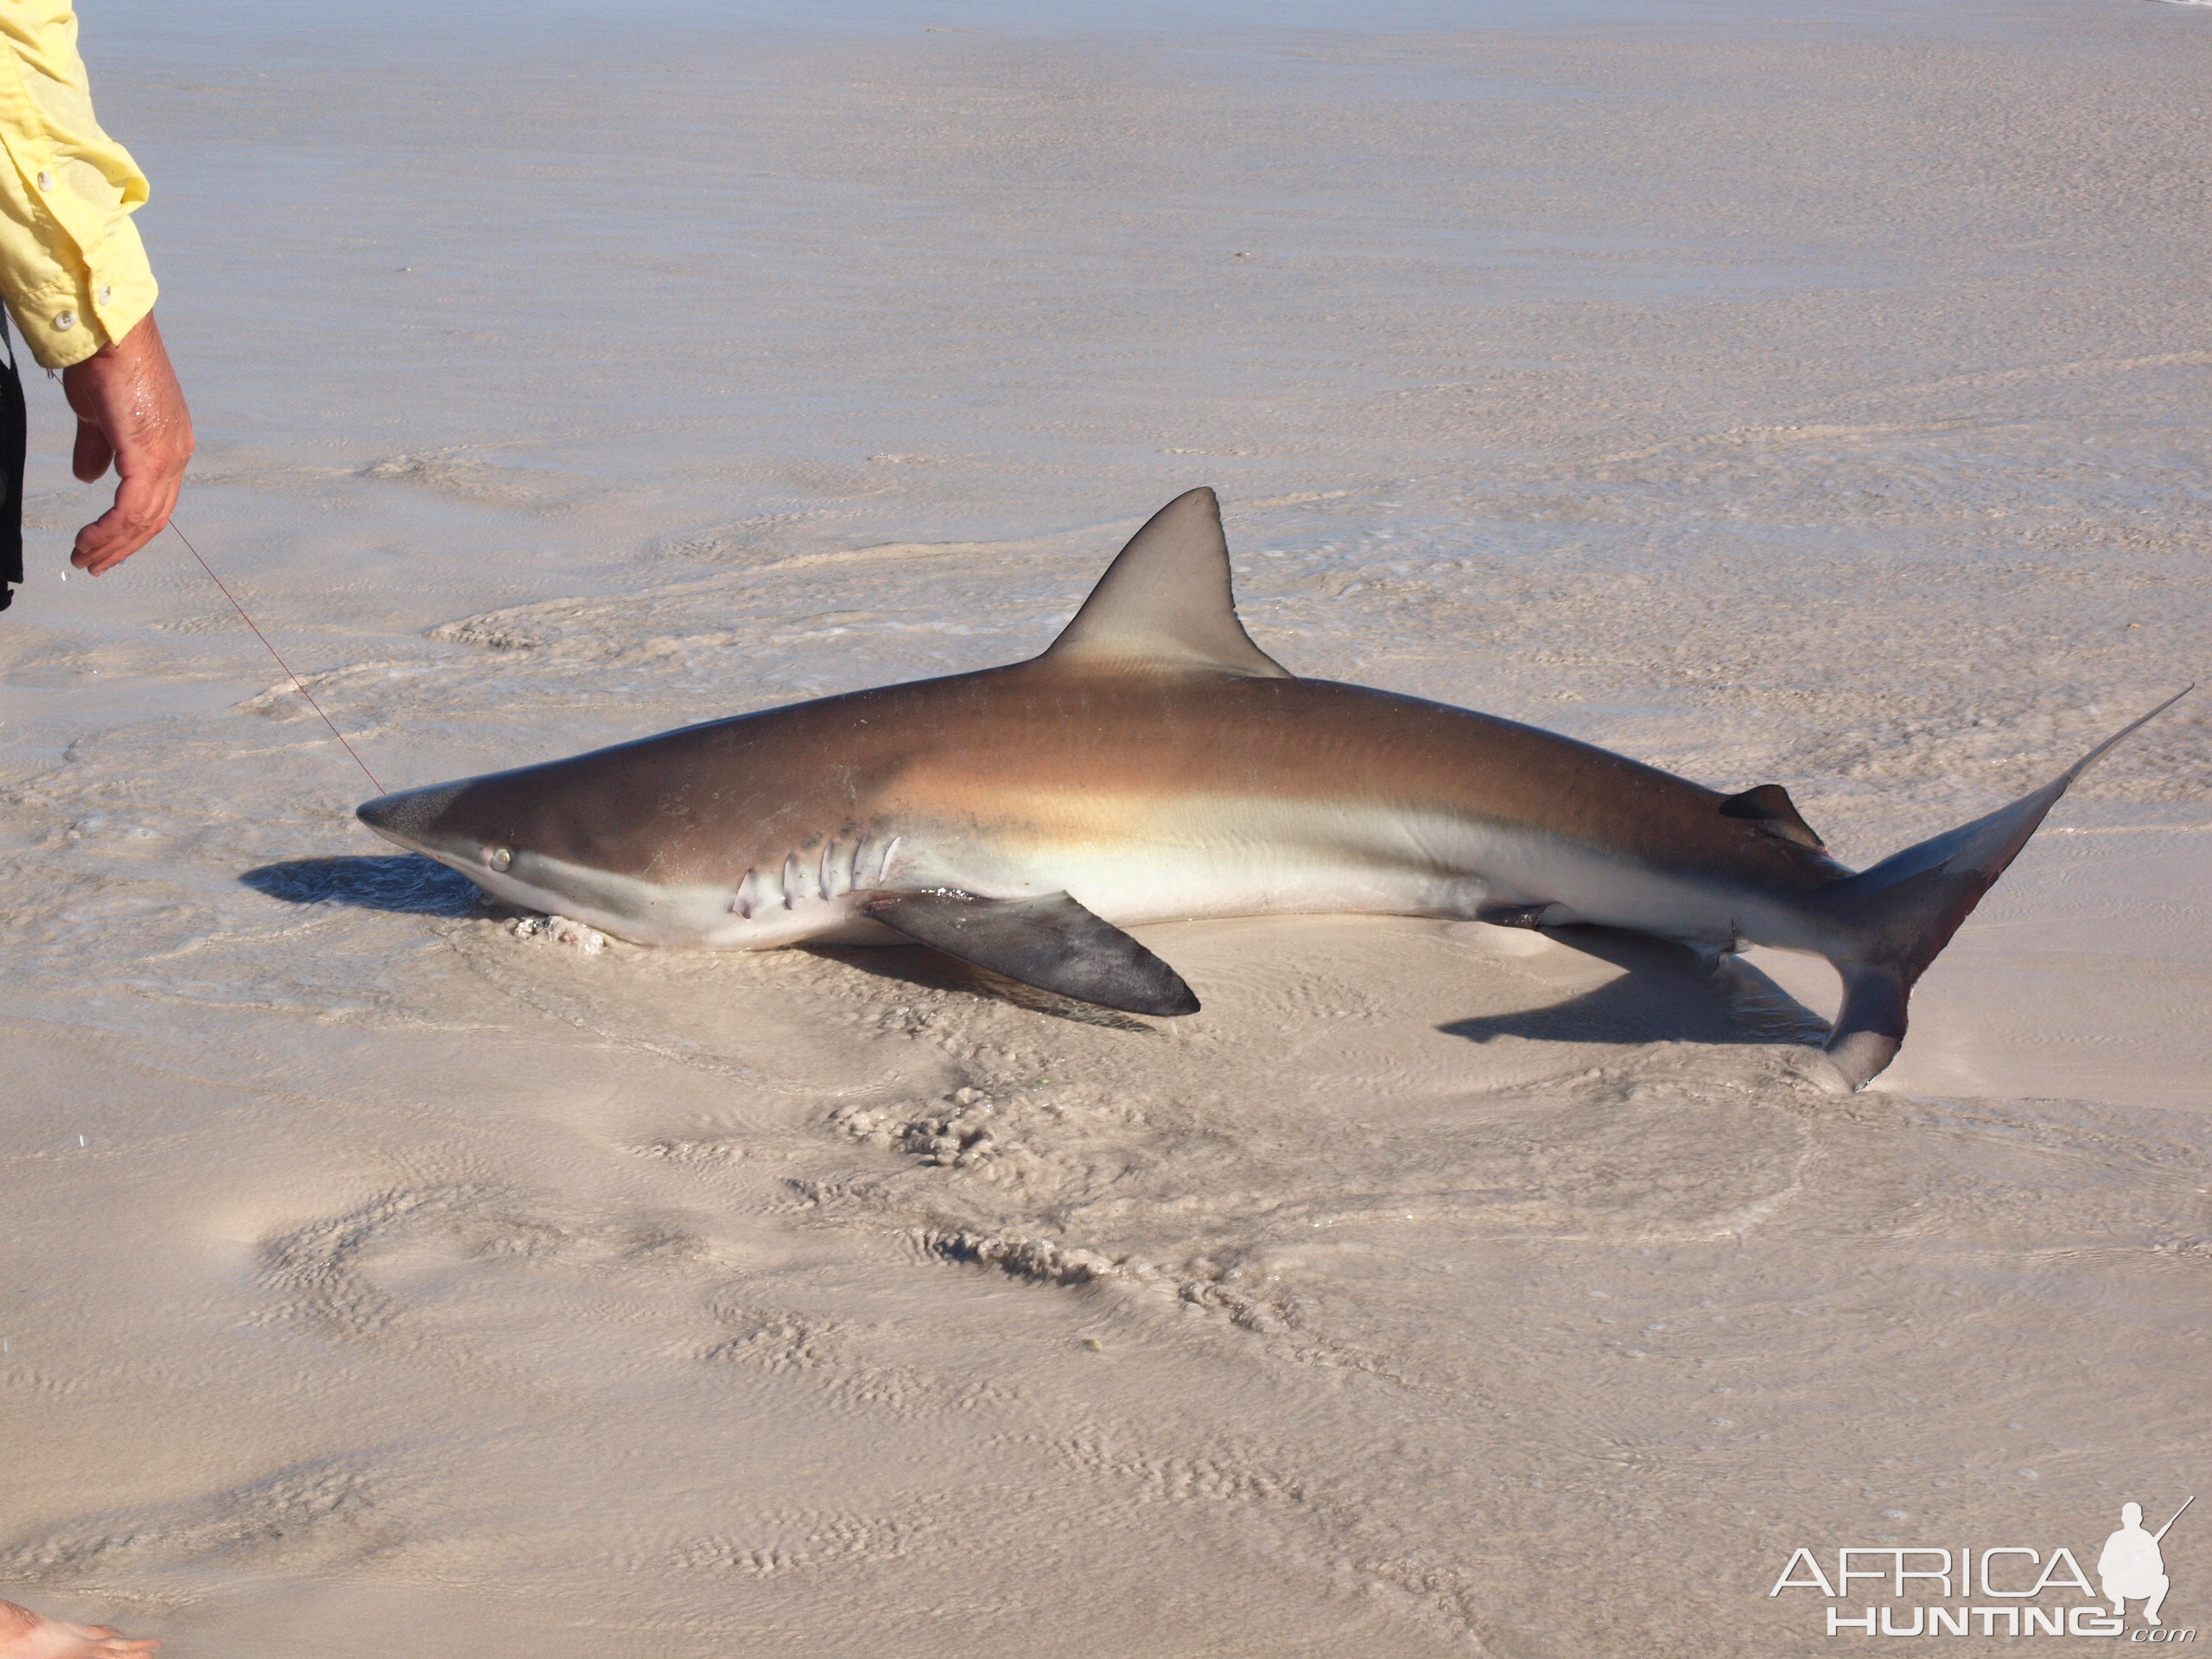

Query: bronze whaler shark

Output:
[357, 489, 2187, 1089]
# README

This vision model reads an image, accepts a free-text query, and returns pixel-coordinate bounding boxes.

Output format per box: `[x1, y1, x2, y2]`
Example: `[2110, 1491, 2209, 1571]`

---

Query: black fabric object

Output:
[0, 311, 24, 611]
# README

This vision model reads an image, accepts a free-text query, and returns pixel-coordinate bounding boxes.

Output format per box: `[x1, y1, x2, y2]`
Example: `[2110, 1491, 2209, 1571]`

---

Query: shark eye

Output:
[488, 847, 512, 872]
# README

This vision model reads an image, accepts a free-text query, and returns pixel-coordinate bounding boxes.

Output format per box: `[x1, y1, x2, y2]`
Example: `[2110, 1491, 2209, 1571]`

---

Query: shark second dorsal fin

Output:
[1719, 783, 1826, 850]
[1038, 487, 1292, 679]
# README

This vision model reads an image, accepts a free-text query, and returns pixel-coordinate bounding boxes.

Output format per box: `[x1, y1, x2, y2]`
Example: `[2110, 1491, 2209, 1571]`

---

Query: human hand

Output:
[59, 311, 193, 575]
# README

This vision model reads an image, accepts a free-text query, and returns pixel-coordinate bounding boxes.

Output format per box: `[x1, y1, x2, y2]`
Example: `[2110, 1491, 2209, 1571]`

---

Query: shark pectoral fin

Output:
[1718, 783, 1826, 849]
[1036, 487, 1293, 680]
[1476, 901, 1554, 930]
[862, 889, 1201, 1017]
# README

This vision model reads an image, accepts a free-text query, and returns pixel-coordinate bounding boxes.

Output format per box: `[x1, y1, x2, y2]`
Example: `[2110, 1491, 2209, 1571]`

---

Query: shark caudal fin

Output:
[1813, 687, 2191, 1088]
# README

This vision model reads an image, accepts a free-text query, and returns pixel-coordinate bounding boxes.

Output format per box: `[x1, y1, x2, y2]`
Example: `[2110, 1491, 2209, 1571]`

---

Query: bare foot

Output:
[0, 1599, 158, 1658]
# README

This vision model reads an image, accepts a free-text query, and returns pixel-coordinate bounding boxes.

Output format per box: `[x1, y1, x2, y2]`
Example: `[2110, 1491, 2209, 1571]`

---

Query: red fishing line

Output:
[168, 520, 386, 794]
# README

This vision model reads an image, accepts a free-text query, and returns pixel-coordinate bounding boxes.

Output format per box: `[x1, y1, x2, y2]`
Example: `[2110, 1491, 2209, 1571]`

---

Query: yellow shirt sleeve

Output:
[0, 1, 156, 369]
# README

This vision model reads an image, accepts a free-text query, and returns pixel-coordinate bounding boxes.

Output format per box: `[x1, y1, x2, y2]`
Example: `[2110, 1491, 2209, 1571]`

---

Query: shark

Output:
[357, 488, 2187, 1089]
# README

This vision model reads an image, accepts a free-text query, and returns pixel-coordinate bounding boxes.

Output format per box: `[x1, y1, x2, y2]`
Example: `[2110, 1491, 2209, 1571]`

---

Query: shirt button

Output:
[98, 285, 111, 304]
[35, 170, 51, 190]
[54, 311, 74, 331]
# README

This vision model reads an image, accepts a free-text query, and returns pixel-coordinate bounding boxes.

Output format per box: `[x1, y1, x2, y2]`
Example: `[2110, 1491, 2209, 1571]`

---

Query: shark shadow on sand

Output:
[1441, 925, 1832, 1052]
[241, 854, 485, 918]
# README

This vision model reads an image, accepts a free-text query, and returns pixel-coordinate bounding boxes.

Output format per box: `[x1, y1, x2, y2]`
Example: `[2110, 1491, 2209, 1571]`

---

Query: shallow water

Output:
[3, 1, 2209, 1653]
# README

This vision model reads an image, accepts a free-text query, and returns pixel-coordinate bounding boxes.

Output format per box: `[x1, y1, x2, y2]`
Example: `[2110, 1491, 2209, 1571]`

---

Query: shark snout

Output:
[356, 782, 465, 852]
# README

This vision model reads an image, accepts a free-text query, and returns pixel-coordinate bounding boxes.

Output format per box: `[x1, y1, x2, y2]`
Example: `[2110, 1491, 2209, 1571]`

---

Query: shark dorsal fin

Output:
[1719, 783, 1826, 850]
[1038, 487, 1292, 679]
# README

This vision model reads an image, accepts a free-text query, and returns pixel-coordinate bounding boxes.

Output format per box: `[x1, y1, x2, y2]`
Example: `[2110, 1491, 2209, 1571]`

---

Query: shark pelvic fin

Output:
[864, 889, 1201, 1017]
[1038, 487, 1293, 679]
[1476, 901, 1554, 929]
[1719, 783, 1825, 849]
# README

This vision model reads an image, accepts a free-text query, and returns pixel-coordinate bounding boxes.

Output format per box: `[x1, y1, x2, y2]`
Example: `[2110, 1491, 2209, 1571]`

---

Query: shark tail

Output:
[1814, 687, 2191, 1089]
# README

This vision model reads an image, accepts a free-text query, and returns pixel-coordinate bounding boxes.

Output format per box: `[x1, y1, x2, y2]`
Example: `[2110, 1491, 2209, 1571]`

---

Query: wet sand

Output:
[3, 2, 2208, 1653]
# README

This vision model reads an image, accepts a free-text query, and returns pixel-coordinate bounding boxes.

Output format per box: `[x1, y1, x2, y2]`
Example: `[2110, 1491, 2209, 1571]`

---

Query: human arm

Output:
[0, 0, 185, 574]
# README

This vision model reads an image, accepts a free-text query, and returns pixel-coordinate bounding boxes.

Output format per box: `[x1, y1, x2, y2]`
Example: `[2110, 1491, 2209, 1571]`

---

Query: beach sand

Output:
[3, 2, 2208, 1653]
